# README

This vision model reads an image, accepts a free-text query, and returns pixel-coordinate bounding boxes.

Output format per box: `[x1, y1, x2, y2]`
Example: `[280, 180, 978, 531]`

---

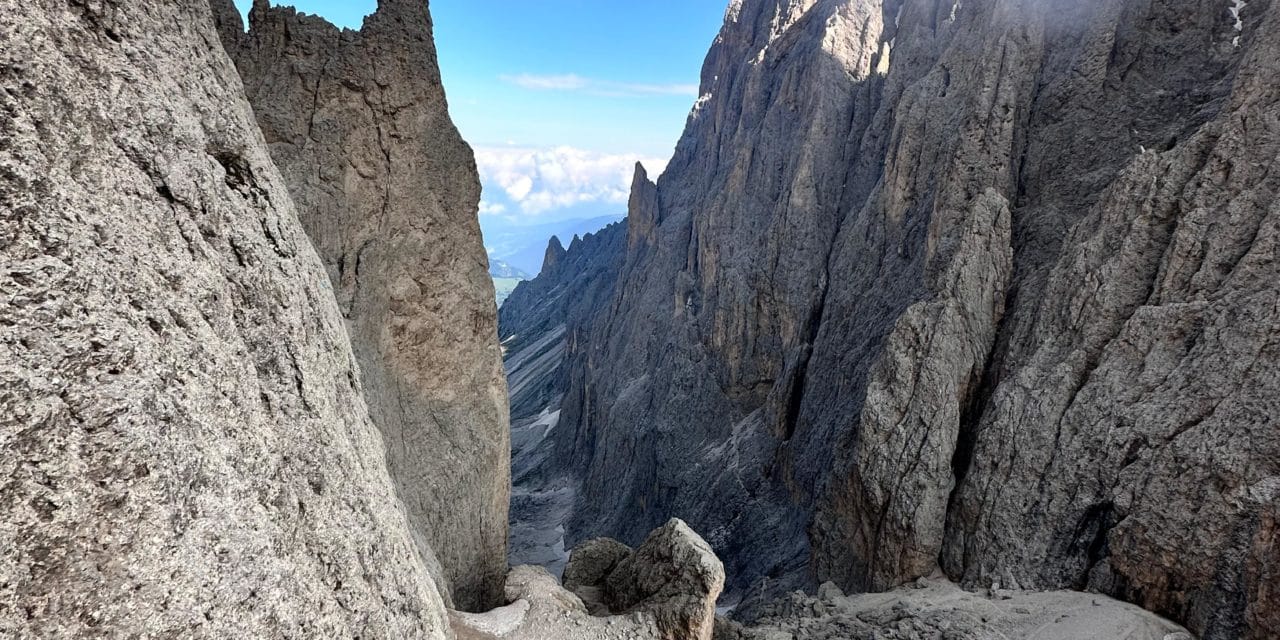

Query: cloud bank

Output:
[500, 73, 698, 97]
[476, 146, 669, 218]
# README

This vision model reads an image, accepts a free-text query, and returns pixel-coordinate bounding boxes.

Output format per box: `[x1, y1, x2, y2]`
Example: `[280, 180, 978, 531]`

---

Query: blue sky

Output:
[231, 1, 726, 224]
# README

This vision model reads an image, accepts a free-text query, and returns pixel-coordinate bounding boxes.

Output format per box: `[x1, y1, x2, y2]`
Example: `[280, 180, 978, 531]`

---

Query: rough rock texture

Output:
[552, 0, 891, 597]
[501, 0, 1280, 637]
[212, 0, 510, 610]
[454, 520, 724, 640]
[563, 537, 634, 593]
[931, 5, 1280, 638]
[451, 565, 664, 640]
[603, 520, 727, 640]
[716, 578, 1192, 640]
[0, 1, 451, 636]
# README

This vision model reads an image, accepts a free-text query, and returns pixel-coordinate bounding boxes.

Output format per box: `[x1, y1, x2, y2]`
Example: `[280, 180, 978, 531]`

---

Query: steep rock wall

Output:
[499, 223, 627, 574]
[556, 0, 891, 594]
[509, 0, 1279, 637]
[0, 1, 451, 636]
[213, 0, 510, 610]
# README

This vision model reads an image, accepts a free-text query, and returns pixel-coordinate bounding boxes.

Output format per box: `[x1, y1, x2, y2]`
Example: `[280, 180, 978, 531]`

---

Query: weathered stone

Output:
[500, 223, 628, 577]
[212, 0, 510, 610]
[604, 519, 727, 640]
[452, 565, 659, 640]
[0, 0, 450, 636]
[564, 537, 635, 592]
[541, 235, 567, 276]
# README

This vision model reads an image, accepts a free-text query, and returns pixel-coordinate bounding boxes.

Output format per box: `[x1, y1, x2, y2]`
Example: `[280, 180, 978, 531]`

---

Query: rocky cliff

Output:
[501, 223, 626, 423]
[505, 0, 1280, 637]
[212, 0, 510, 610]
[499, 223, 627, 575]
[0, 0, 452, 636]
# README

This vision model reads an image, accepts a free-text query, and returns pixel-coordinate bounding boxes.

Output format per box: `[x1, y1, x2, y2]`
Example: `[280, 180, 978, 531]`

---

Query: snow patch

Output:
[690, 92, 714, 119]
[1230, 0, 1247, 47]
[876, 39, 893, 76]
[948, 1, 962, 22]
[523, 407, 562, 441]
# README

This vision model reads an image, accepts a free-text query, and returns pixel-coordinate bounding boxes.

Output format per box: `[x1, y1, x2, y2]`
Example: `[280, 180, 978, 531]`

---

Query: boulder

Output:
[604, 519, 726, 640]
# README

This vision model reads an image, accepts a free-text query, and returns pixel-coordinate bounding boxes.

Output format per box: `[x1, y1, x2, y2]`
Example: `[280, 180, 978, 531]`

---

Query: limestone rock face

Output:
[934, 4, 1280, 634]
[502, 0, 1280, 637]
[213, 0, 510, 610]
[452, 565, 664, 640]
[500, 224, 626, 423]
[0, 1, 450, 637]
[555, 0, 891, 597]
[499, 223, 627, 575]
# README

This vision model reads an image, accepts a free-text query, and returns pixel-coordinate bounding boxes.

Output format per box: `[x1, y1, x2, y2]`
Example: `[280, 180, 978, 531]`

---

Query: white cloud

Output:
[607, 82, 700, 96]
[476, 146, 669, 216]
[478, 200, 508, 216]
[499, 73, 698, 98]
[499, 73, 589, 91]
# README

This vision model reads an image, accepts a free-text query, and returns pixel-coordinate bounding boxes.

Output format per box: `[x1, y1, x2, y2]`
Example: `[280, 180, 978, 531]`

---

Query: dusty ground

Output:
[724, 577, 1193, 640]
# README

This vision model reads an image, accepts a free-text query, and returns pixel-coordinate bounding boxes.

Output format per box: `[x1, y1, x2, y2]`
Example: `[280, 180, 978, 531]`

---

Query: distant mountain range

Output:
[481, 214, 624, 277]
[489, 258, 531, 280]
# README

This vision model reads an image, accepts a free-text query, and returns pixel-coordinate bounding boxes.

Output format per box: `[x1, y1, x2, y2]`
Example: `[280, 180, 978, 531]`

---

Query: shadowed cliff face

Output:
[0, 0, 451, 636]
[212, 0, 510, 611]
[556, 0, 891, 597]
[503, 0, 1279, 637]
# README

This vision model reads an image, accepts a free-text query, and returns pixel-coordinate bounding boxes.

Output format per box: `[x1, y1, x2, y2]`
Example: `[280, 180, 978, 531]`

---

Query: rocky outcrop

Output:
[550, 0, 891, 600]
[811, 4, 1280, 639]
[212, 0, 510, 610]
[0, 1, 451, 636]
[929, 7, 1280, 638]
[563, 537, 634, 597]
[454, 520, 724, 640]
[601, 520, 726, 640]
[540, 236, 567, 277]
[502, 0, 1280, 637]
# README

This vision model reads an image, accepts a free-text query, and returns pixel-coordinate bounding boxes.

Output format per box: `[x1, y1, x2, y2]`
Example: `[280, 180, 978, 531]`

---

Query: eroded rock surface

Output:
[0, 1, 450, 636]
[603, 520, 726, 640]
[212, 0, 510, 610]
[563, 537, 634, 597]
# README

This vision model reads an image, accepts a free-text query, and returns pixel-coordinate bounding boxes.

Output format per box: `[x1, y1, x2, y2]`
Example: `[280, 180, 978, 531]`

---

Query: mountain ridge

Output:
[500, 1, 1280, 637]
